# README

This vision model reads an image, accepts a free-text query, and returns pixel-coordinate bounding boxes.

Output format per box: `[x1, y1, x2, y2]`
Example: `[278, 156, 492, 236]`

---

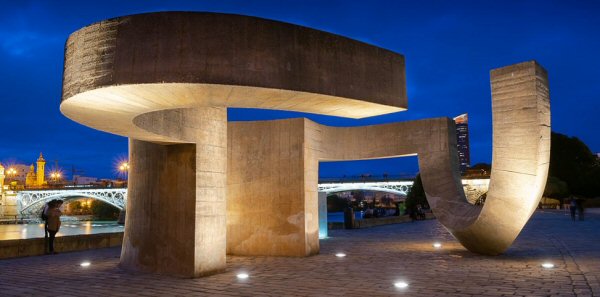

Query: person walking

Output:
[569, 198, 577, 221]
[46, 200, 63, 254]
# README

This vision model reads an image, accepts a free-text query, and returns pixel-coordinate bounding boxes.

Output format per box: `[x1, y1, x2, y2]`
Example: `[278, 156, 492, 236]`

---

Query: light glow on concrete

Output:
[541, 263, 554, 269]
[335, 253, 346, 258]
[394, 281, 409, 288]
[80, 261, 91, 267]
[236, 273, 249, 279]
[432, 242, 442, 248]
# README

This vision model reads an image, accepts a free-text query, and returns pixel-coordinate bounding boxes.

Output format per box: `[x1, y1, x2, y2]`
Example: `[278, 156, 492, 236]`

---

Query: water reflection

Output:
[0, 221, 123, 240]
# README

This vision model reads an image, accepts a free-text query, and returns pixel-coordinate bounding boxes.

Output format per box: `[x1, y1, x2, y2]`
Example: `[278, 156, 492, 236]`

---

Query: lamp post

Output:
[7, 168, 17, 190]
[118, 162, 129, 187]
[50, 172, 62, 187]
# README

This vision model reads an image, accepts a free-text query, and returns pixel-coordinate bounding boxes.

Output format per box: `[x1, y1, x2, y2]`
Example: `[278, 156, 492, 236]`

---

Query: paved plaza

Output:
[1, 210, 599, 296]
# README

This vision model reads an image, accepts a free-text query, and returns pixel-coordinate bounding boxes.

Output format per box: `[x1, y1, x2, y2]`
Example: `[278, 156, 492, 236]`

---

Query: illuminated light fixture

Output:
[541, 263, 554, 269]
[335, 253, 346, 258]
[432, 242, 442, 248]
[394, 281, 409, 288]
[80, 261, 91, 267]
[236, 273, 249, 279]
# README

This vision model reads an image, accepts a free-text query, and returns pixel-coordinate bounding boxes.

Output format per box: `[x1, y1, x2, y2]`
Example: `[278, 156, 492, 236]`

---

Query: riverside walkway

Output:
[1, 210, 598, 296]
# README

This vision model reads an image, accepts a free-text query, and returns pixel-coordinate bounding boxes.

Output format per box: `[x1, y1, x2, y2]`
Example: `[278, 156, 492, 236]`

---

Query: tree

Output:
[68, 200, 82, 215]
[90, 200, 120, 220]
[406, 174, 428, 211]
[543, 176, 570, 202]
[327, 194, 348, 212]
[548, 132, 600, 197]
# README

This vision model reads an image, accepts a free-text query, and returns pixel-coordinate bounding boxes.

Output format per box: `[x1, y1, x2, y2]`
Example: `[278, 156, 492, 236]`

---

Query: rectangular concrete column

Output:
[227, 118, 319, 256]
[121, 140, 198, 277]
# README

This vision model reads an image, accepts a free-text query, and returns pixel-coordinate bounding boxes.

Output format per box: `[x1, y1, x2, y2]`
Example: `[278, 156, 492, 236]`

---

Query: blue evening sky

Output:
[0, 0, 599, 179]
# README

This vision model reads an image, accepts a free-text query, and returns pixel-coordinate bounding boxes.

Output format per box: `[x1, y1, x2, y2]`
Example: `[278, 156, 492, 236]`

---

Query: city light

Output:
[432, 242, 442, 248]
[394, 281, 409, 288]
[119, 162, 129, 172]
[541, 263, 554, 269]
[7, 167, 17, 176]
[236, 273, 249, 279]
[335, 253, 346, 258]
[80, 261, 91, 267]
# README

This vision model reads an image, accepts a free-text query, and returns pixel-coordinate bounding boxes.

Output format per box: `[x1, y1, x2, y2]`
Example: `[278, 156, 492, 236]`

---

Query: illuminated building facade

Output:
[0, 163, 4, 191]
[454, 113, 470, 174]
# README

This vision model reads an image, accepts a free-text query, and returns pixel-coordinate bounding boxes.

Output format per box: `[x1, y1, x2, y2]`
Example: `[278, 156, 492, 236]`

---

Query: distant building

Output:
[3, 153, 48, 188]
[0, 163, 4, 191]
[453, 113, 470, 174]
[4, 164, 30, 185]
[73, 175, 98, 185]
[25, 153, 47, 187]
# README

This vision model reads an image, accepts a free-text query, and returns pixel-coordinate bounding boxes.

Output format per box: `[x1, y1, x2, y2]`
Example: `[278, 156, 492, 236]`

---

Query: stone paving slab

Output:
[1, 210, 598, 296]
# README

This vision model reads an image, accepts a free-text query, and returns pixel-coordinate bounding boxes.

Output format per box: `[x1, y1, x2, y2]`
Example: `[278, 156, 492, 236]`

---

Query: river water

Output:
[0, 221, 124, 240]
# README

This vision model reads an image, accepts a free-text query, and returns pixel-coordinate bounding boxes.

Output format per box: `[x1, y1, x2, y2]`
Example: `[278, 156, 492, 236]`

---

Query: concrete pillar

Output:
[121, 107, 227, 277]
[227, 118, 318, 257]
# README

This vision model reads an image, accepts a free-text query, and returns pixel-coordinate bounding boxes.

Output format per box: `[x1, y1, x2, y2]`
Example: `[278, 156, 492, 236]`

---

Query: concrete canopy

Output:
[60, 12, 407, 143]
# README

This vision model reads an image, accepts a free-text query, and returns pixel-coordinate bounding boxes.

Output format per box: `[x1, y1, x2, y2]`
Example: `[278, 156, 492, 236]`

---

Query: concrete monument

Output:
[61, 12, 549, 277]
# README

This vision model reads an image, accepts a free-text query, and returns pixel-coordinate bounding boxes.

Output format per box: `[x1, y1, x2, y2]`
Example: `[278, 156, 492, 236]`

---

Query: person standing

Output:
[570, 198, 577, 221]
[46, 200, 63, 254]
[41, 201, 50, 253]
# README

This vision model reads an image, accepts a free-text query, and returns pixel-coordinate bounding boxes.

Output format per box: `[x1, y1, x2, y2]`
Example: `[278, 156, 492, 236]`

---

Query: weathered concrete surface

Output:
[227, 60, 550, 256]
[0, 232, 123, 260]
[419, 61, 551, 255]
[227, 119, 318, 256]
[61, 11, 550, 277]
[60, 12, 406, 144]
[61, 12, 407, 277]
[123, 107, 227, 277]
[226, 117, 447, 255]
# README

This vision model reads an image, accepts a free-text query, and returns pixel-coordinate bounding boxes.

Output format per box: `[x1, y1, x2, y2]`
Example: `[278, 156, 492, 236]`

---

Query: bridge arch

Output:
[318, 181, 413, 197]
[320, 186, 408, 197]
[17, 189, 127, 215]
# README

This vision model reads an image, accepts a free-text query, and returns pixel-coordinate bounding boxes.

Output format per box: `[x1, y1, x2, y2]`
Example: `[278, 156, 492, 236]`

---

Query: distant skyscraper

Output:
[453, 113, 470, 174]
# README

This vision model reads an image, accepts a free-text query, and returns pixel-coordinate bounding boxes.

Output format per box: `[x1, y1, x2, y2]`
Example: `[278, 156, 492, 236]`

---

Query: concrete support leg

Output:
[227, 118, 319, 256]
[121, 107, 227, 277]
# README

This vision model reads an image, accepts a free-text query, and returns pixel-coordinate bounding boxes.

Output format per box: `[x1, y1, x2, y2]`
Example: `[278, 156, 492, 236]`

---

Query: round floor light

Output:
[237, 273, 249, 279]
[541, 263, 554, 269]
[394, 281, 409, 288]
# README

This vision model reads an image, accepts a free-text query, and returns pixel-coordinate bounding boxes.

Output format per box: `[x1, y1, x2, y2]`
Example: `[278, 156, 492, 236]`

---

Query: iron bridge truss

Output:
[17, 188, 127, 215]
[317, 181, 414, 196]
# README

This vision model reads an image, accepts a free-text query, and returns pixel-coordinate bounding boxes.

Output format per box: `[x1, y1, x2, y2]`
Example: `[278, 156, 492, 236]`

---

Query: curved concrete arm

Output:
[420, 61, 551, 255]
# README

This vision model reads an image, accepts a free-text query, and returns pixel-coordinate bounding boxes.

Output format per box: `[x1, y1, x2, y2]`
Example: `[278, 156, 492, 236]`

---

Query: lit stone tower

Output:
[36, 153, 46, 186]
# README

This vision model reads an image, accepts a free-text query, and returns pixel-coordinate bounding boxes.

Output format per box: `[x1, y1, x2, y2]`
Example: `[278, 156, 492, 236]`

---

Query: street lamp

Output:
[118, 162, 129, 172]
[6, 167, 17, 190]
[118, 162, 129, 184]
[50, 172, 62, 181]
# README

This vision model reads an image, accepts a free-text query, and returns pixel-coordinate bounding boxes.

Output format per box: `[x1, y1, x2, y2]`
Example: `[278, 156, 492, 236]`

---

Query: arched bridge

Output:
[17, 188, 127, 215]
[318, 181, 414, 196]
